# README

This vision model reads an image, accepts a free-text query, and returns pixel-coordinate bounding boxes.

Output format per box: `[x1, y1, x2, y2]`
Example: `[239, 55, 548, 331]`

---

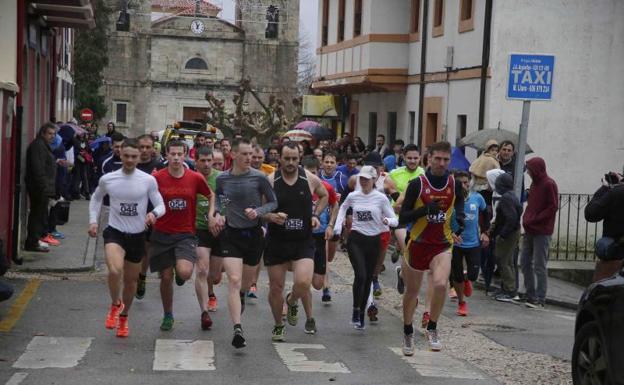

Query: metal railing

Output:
[551, 193, 601, 261]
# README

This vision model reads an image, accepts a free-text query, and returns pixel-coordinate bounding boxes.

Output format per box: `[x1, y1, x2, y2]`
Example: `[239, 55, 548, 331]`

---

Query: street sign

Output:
[507, 54, 555, 100]
[80, 108, 94, 122]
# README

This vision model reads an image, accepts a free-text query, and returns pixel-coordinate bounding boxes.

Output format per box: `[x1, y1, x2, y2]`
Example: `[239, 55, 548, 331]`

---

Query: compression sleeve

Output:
[399, 178, 426, 225]
[255, 175, 278, 217]
[89, 179, 107, 225]
[147, 177, 166, 218]
[333, 192, 353, 235]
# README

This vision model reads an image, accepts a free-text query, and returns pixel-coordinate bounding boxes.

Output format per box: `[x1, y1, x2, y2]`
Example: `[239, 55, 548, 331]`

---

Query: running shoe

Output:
[116, 315, 129, 338]
[495, 293, 514, 303]
[421, 311, 430, 329]
[247, 284, 258, 299]
[464, 280, 473, 297]
[41, 234, 60, 246]
[51, 231, 65, 239]
[354, 314, 365, 330]
[373, 281, 382, 299]
[321, 288, 332, 303]
[402, 333, 415, 356]
[396, 266, 405, 294]
[160, 314, 174, 331]
[391, 247, 400, 264]
[135, 275, 146, 300]
[448, 287, 458, 300]
[272, 324, 286, 341]
[201, 311, 213, 330]
[286, 292, 299, 326]
[105, 302, 125, 329]
[350, 309, 361, 326]
[457, 301, 468, 316]
[232, 326, 246, 348]
[304, 318, 317, 335]
[208, 295, 218, 312]
[174, 268, 185, 286]
[525, 299, 545, 309]
[367, 303, 379, 323]
[426, 329, 442, 351]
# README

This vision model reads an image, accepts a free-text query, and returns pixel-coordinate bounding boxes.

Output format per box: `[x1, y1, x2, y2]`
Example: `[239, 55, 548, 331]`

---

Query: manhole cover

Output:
[462, 322, 526, 333]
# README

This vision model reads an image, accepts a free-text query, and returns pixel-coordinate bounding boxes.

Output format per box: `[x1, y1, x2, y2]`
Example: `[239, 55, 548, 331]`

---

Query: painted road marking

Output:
[13, 337, 93, 369]
[390, 348, 485, 379]
[5, 373, 28, 385]
[153, 339, 215, 371]
[0, 279, 41, 332]
[273, 343, 350, 373]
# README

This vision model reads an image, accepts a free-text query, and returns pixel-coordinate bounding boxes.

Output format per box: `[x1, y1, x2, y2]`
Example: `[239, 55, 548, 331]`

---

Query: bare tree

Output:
[297, 27, 317, 96]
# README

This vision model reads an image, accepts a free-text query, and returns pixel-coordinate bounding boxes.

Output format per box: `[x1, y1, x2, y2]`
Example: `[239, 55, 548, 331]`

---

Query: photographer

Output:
[585, 171, 624, 281]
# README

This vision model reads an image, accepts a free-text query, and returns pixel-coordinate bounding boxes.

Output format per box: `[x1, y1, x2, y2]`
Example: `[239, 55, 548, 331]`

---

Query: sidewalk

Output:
[13, 200, 101, 273]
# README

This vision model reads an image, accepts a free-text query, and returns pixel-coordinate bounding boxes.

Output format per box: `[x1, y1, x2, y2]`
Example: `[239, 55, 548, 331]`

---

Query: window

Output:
[321, 0, 329, 46]
[368, 112, 377, 148]
[459, 0, 474, 33]
[185, 57, 208, 70]
[456, 114, 467, 153]
[337, 0, 346, 42]
[432, 0, 444, 37]
[354, 0, 362, 37]
[410, 0, 420, 34]
[387, 112, 397, 144]
[116, 102, 127, 124]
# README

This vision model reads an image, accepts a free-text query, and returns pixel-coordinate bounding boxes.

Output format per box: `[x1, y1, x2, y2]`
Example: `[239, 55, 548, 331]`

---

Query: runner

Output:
[135, 134, 164, 300]
[399, 141, 464, 353]
[212, 138, 278, 348]
[194, 147, 222, 329]
[334, 166, 398, 330]
[88, 138, 165, 337]
[206, 148, 225, 311]
[263, 144, 328, 341]
[149, 139, 213, 332]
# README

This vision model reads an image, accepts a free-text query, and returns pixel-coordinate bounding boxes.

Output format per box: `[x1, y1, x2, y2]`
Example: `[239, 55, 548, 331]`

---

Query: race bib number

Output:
[119, 203, 138, 217]
[285, 218, 304, 231]
[169, 198, 187, 211]
[356, 210, 373, 222]
[426, 211, 447, 224]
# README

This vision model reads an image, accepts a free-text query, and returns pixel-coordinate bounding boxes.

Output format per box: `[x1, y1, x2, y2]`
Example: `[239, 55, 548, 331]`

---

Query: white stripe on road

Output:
[13, 337, 93, 369]
[389, 348, 485, 379]
[153, 339, 215, 371]
[273, 343, 350, 373]
[5, 373, 28, 385]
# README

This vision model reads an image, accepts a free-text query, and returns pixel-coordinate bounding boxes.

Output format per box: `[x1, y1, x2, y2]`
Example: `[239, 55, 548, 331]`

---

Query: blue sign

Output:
[507, 54, 555, 100]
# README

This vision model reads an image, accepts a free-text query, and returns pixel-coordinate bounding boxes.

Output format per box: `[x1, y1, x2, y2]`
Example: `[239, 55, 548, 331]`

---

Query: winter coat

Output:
[25, 136, 56, 197]
[585, 184, 624, 240]
[490, 173, 522, 239]
[470, 153, 500, 189]
[522, 157, 559, 235]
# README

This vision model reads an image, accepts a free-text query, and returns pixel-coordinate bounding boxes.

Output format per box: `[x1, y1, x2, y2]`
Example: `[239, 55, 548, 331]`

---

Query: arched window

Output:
[185, 57, 208, 70]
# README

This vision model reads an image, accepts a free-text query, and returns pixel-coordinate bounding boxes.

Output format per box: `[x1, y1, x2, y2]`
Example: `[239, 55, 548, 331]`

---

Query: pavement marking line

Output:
[13, 336, 93, 369]
[273, 343, 350, 373]
[5, 373, 28, 385]
[554, 314, 576, 322]
[0, 279, 41, 333]
[153, 339, 215, 371]
[389, 348, 485, 380]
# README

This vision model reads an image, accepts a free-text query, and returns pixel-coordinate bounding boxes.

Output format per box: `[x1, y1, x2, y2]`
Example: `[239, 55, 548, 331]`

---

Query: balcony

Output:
[28, 0, 96, 29]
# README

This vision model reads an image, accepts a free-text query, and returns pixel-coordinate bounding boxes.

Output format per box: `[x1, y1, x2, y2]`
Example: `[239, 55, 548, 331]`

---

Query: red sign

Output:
[80, 108, 94, 121]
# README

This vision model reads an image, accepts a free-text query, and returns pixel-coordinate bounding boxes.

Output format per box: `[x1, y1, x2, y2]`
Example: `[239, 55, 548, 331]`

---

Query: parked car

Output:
[572, 266, 624, 385]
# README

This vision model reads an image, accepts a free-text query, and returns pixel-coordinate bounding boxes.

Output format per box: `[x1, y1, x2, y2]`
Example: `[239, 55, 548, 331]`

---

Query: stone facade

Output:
[102, 0, 299, 137]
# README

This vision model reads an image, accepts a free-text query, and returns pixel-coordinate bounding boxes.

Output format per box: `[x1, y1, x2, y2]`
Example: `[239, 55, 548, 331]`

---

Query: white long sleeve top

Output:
[334, 189, 398, 236]
[89, 168, 165, 234]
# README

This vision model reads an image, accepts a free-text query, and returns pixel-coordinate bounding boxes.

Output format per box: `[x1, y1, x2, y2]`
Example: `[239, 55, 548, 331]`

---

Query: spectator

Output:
[71, 133, 93, 200]
[383, 140, 405, 172]
[585, 171, 624, 281]
[373, 134, 389, 158]
[469, 140, 500, 191]
[521, 157, 559, 308]
[105, 121, 116, 138]
[354, 136, 366, 154]
[0, 252, 12, 302]
[301, 140, 313, 156]
[24, 123, 58, 252]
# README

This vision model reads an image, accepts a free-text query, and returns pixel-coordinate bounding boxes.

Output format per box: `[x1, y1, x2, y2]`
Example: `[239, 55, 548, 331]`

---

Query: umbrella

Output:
[283, 129, 313, 142]
[295, 121, 334, 140]
[458, 128, 533, 153]
[449, 147, 470, 172]
[294, 120, 320, 130]
[90, 136, 112, 152]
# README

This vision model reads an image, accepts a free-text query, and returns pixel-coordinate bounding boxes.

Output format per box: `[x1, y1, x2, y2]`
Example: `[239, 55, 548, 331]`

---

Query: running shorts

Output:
[103, 226, 146, 264]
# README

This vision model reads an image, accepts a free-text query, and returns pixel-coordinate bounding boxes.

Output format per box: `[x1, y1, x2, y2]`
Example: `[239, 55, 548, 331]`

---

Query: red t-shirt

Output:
[153, 168, 212, 234]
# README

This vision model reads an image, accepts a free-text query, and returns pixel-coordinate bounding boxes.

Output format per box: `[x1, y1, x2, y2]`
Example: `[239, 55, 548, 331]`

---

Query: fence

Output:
[551, 193, 601, 261]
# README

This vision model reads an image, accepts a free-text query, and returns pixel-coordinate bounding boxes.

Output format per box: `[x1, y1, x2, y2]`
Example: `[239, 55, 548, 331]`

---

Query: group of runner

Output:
[89, 133, 472, 355]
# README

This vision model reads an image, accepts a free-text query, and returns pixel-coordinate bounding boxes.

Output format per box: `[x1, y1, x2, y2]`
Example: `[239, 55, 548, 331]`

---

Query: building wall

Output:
[487, 0, 624, 193]
[0, 1, 17, 85]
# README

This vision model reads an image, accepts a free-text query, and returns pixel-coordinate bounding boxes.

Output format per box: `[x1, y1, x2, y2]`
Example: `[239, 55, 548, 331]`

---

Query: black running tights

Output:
[347, 231, 380, 314]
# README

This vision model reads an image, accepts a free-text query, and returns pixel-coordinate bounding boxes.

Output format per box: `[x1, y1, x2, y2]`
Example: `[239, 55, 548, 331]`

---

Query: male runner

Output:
[263, 143, 328, 341]
[88, 139, 165, 337]
[149, 139, 213, 331]
[399, 141, 464, 354]
[212, 138, 278, 348]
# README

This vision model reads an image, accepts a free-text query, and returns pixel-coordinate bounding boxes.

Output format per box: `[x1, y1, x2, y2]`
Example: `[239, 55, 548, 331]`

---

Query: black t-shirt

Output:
[268, 167, 312, 240]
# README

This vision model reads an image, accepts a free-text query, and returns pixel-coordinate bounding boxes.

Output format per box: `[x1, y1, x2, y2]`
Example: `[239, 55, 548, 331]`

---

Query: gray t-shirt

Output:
[216, 168, 277, 229]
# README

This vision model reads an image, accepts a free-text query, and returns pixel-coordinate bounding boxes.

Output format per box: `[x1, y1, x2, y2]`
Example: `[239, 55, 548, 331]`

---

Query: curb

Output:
[11, 266, 95, 274]
[472, 280, 579, 311]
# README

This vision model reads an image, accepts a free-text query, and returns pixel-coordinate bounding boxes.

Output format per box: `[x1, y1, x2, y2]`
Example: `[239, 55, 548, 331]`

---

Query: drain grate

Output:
[461, 322, 526, 333]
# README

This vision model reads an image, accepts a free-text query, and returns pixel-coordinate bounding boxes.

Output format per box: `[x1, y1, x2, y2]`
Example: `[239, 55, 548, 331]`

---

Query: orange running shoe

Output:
[105, 302, 125, 329]
[208, 295, 218, 312]
[457, 301, 468, 316]
[421, 311, 430, 329]
[116, 315, 129, 337]
[41, 235, 60, 246]
[464, 280, 473, 297]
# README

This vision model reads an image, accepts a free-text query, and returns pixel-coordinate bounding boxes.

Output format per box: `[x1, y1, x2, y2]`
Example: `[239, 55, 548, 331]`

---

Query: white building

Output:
[313, 0, 624, 194]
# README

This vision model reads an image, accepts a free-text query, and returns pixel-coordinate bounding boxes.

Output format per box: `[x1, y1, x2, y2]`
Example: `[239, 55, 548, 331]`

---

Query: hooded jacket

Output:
[523, 157, 559, 235]
[490, 173, 522, 239]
